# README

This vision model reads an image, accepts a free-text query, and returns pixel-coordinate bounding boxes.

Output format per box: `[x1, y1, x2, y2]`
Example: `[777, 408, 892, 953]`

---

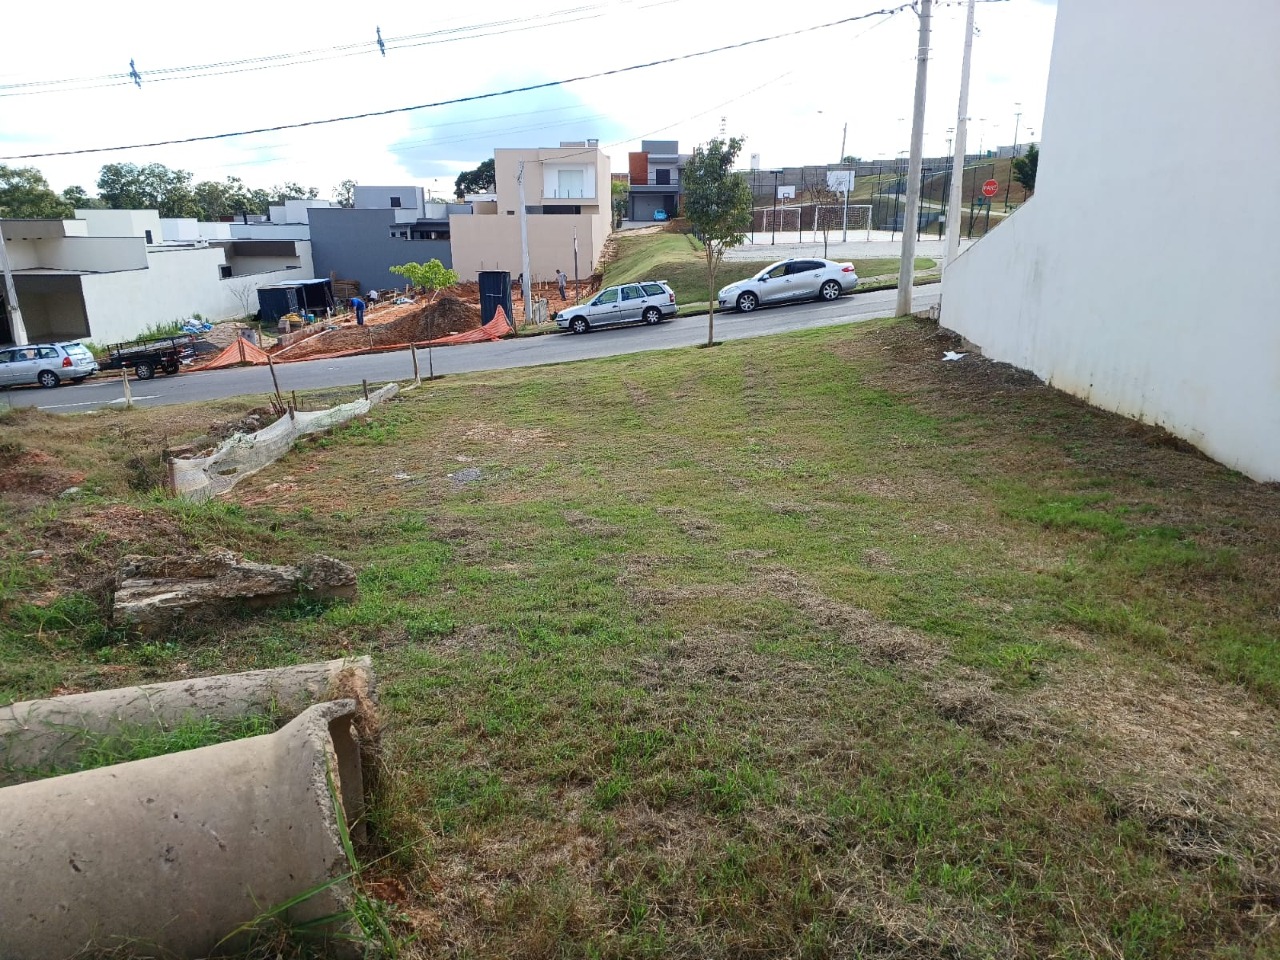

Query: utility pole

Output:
[840, 122, 851, 243]
[517, 161, 532, 327]
[0, 226, 28, 346]
[1003, 104, 1022, 210]
[896, 0, 932, 317]
[945, 0, 976, 267]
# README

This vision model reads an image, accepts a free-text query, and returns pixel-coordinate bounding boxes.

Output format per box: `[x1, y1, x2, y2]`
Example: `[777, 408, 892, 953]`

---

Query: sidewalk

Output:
[726, 231, 977, 263]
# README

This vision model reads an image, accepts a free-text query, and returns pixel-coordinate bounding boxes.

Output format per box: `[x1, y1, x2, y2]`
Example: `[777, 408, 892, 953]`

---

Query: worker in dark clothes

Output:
[351, 296, 366, 325]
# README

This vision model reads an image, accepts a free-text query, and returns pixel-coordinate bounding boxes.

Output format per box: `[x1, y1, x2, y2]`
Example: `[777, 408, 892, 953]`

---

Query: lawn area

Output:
[3, 319, 1280, 958]
[602, 231, 936, 311]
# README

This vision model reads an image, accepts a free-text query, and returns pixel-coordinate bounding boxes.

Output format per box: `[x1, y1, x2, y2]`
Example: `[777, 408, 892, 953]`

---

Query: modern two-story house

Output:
[626, 140, 688, 222]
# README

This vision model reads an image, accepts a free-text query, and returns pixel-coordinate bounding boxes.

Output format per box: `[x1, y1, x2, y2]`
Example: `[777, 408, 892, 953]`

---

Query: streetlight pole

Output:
[840, 122, 851, 243]
[771, 169, 781, 245]
[896, 0, 932, 317]
[945, 0, 976, 266]
[1003, 103, 1022, 211]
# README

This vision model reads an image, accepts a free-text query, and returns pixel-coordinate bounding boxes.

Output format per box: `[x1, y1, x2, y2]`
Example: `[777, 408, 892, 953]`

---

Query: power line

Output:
[0, 5, 615, 97]
[2, 7, 920, 161]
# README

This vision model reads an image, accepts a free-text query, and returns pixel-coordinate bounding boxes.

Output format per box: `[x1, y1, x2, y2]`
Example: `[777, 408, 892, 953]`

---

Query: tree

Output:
[0, 165, 73, 219]
[268, 182, 320, 204]
[1012, 143, 1038, 195]
[192, 176, 254, 221]
[96, 162, 199, 217]
[389, 259, 459, 303]
[610, 179, 629, 229]
[61, 185, 105, 210]
[804, 174, 839, 259]
[842, 155, 862, 165]
[681, 137, 753, 348]
[334, 179, 357, 208]
[454, 158, 496, 199]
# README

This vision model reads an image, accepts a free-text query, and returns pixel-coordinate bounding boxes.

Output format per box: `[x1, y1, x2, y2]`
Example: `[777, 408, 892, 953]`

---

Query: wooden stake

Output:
[121, 367, 133, 408]
[410, 343, 420, 383]
[362, 378, 369, 401]
[266, 353, 284, 409]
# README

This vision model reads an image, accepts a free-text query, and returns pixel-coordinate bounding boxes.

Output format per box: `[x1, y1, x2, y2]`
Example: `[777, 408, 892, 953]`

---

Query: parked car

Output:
[557, 281, 677, 334]
[718, 258, 859, 313]
[0, 342, 99, 388]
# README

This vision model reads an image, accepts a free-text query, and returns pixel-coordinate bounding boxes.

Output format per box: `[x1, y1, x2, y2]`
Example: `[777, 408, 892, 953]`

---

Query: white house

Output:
[2, 209, 313, 346]
[939, 0, 1280, 482]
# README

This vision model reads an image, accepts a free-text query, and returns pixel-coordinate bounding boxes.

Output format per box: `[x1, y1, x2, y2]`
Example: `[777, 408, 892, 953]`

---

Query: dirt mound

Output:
[274, 297, 483, 362]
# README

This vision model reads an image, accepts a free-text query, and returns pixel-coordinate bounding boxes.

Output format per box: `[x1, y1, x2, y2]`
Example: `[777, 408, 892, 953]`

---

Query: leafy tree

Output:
[192, 177, 254, 221]
[610, 178, 628, 229]
[61, 185, 105, 210]
[0, 165, 73, 219]
[334, 179, 358, 208]
[389, 259, 459, 303]
[842, 155, 861, 165]
[1012, 143, 1038, 194]
[268, 182, 320, 204]
[454, 158, 496, 199]
[96, 162, 199, 217]
[681, 137, 753, 347]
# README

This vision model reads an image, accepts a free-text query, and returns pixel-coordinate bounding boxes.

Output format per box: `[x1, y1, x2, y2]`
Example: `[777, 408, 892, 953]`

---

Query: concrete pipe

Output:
[1, 656, 373, 782]
[0, 699, 364, 959]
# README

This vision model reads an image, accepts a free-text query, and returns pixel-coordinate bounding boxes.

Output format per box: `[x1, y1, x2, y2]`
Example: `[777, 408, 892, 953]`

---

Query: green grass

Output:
[2, 319, 1279, 957]
[601, 231, 937, 312]
[13, 713, 277, 782]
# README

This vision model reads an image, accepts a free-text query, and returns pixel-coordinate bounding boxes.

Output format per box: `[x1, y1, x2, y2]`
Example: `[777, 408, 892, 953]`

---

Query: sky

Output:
[0, 0, 1058, 202]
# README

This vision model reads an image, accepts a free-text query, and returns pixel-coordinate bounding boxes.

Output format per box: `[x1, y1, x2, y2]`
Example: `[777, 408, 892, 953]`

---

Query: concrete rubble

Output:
[111, 548, 357, 634]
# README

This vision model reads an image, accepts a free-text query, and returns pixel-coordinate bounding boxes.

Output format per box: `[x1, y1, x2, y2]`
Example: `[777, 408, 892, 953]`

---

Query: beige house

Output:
[448, 142, 611, 284]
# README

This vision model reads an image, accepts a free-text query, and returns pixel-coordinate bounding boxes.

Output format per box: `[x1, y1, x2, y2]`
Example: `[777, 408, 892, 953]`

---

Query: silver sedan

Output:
[718, 258, 859, 313]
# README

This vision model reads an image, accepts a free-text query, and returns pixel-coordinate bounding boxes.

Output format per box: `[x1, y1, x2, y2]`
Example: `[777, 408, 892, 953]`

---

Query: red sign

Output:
[982, 179, 999, 197]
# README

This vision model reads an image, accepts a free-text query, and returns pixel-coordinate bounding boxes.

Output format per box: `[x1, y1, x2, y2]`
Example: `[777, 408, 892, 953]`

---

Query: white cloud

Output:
[1, 0, 1057, 195]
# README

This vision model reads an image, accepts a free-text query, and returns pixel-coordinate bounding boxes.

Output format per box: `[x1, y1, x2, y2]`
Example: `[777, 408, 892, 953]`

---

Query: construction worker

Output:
[351, 296, 366, 325]
[556, 268, 567, 301]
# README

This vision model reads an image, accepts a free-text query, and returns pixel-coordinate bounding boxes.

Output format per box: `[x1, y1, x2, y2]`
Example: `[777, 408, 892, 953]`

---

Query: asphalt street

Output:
[6, 285, 940, 413]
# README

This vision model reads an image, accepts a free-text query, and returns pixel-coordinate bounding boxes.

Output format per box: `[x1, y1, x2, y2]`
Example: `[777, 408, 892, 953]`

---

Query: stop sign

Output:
[982, 179, 999, 197]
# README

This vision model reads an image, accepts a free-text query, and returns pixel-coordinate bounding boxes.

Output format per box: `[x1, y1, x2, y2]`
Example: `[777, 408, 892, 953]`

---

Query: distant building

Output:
[626, 140, 689, 222]
[309, 187, 467, 293]
[447, 142, 611, 283]
[1, 209, 311, 345]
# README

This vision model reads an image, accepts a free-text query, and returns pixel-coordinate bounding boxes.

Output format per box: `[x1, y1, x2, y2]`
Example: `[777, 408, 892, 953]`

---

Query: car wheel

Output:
[37, 370, 61, 389]
[642, 307, 662, 325]
[819, 280, 842, 301]
[134, 361, 155, 380]
[737, 291, 759, 313]
[570, 317, 590, 334]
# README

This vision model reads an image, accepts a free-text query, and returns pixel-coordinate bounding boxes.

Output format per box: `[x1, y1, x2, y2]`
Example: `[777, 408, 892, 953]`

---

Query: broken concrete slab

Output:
[111, 548, 356, 634]
[1, 657, 374, 783]
[0, 699, 364, 958]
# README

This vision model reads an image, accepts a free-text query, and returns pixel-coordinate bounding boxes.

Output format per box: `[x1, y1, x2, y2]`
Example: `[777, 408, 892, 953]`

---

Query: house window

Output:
[390, 196, 402, 208]
[219, 264, 233, 279]
[144, 229, 154, 243]
[655, 169, 671, 186]
[557, 169, 584, 198]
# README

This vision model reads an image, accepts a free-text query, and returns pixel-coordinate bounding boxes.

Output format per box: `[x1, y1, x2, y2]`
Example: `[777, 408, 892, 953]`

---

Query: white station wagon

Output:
[556, 281, 677, 334]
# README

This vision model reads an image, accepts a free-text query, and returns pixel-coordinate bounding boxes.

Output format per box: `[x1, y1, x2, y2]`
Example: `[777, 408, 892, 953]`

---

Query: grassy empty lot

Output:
[2, 317, 1279, 958]
[602, 232, 936, 311]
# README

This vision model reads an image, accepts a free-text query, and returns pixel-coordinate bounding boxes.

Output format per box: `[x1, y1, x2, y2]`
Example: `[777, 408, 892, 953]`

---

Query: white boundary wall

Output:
[940, 0, 1280, 481]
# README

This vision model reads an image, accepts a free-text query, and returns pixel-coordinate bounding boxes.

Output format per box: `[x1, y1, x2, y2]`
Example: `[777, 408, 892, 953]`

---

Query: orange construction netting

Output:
[190, 306, 513, 370]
